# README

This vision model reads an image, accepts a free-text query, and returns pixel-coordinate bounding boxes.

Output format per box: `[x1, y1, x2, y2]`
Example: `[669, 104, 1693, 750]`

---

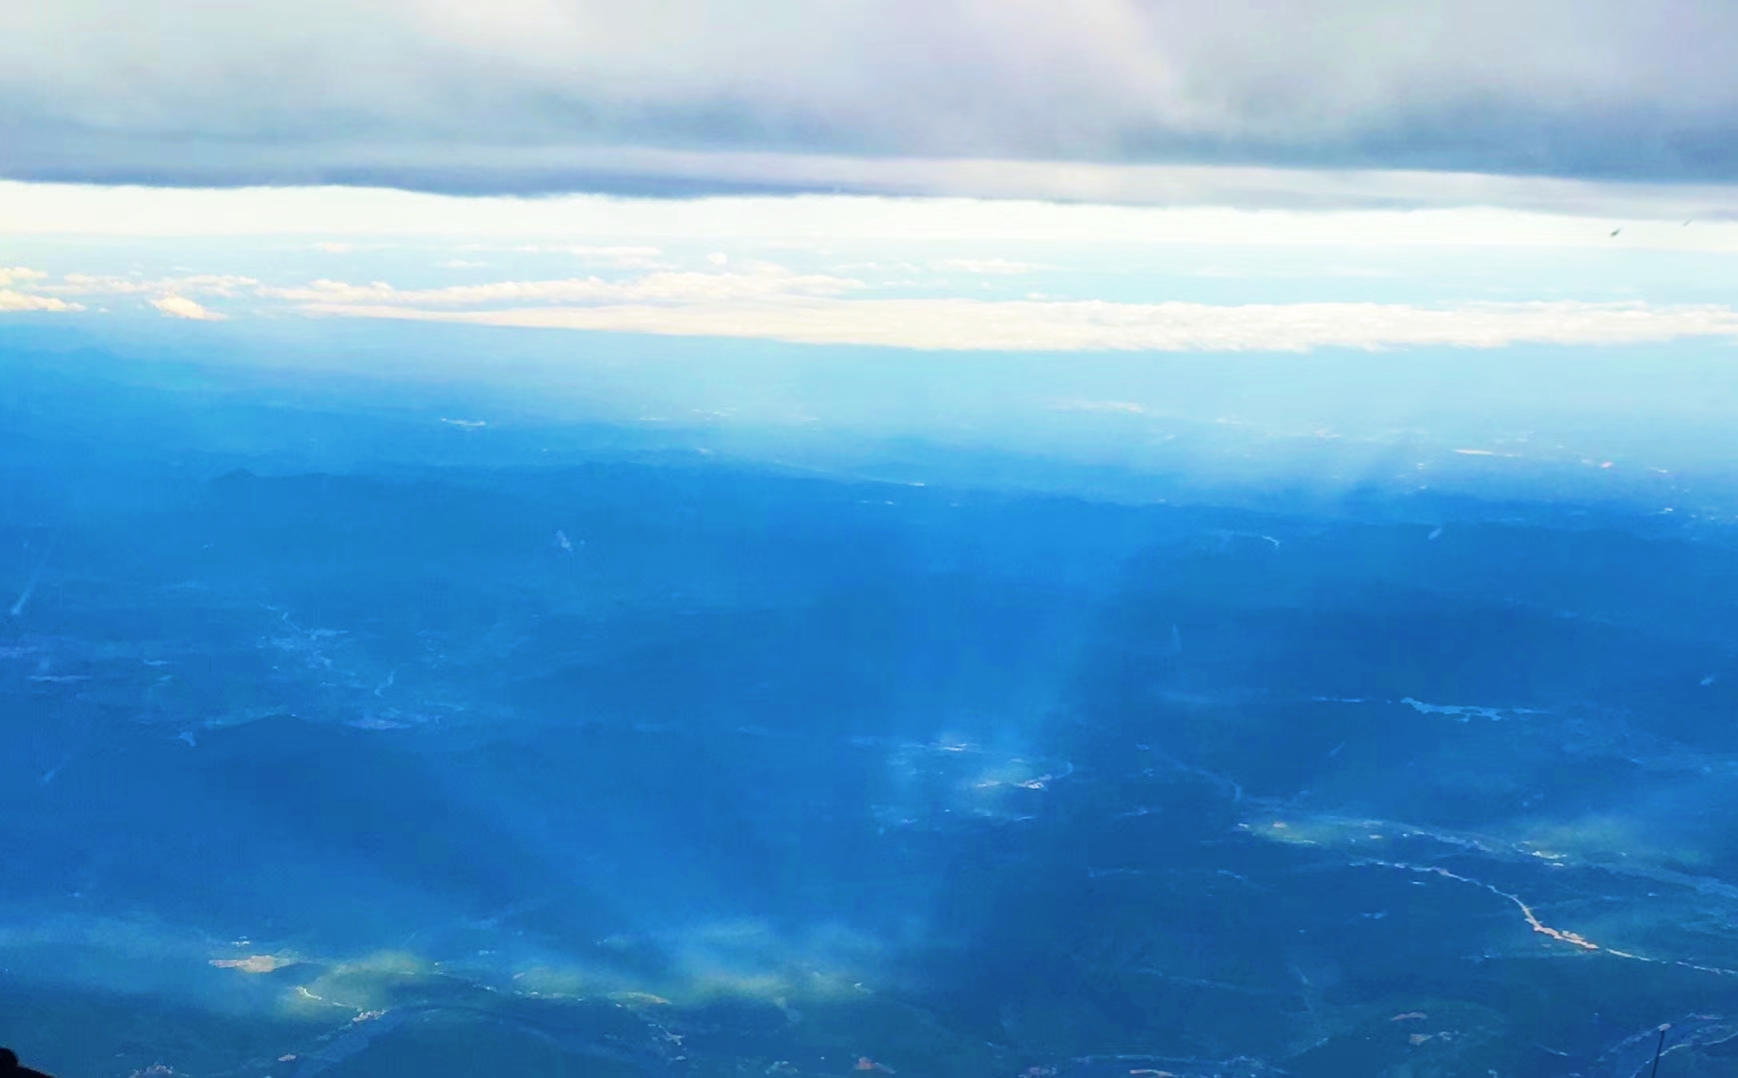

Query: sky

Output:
[2, 2, 1738, 462]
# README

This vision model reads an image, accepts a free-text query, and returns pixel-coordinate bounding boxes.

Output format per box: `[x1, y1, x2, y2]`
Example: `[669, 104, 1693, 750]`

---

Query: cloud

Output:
[291, 293, 1738, 353]
[3, 2, 1738, 195]
[0, 289, 78, 312]
[0, 266, 81, 311]
[150, 294, 225, 320]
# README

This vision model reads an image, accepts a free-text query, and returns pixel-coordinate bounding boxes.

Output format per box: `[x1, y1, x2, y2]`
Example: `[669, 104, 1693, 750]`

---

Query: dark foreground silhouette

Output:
[0, 1048, 55, 1078]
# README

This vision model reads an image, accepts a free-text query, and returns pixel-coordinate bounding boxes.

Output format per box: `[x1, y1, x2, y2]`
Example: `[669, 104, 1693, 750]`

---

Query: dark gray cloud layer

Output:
[5, 0, 1738, 196]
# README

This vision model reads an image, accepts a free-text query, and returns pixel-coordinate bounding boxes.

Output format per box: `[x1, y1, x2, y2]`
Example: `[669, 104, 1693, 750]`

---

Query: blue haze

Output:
[4, 328, 1738, 1076]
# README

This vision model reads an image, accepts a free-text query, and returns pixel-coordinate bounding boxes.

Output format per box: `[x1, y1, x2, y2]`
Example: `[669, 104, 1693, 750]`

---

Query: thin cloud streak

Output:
[7, 153, 1738, 218]
[53, 273, 259, 297]
[292, 296, 1738, 353]
[0, 290, 80, 313]
[257, 266, 864, 306]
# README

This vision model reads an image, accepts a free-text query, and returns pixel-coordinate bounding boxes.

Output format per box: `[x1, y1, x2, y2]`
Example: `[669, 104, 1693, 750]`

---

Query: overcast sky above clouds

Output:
[4, 3, 1738, 376]
[6, 0, 1738, 196]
